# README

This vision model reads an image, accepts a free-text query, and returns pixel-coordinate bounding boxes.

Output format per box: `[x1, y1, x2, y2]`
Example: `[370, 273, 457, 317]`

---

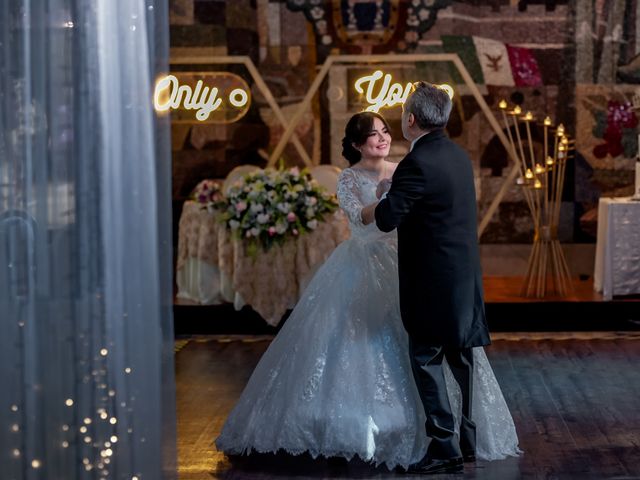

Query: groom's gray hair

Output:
[404, 81, 452, 130]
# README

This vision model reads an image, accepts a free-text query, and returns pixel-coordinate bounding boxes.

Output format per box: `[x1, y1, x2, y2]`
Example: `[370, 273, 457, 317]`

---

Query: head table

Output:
[593, 197, 640, 300]
[176, 200, 350, 325]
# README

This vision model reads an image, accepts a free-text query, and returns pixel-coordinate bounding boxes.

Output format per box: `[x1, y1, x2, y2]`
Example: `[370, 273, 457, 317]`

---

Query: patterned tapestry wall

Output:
[169, 0, 640, 244]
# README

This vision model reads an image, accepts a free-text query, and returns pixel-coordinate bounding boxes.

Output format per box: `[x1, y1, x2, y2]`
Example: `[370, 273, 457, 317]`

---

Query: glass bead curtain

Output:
[0, 1, 176, 479]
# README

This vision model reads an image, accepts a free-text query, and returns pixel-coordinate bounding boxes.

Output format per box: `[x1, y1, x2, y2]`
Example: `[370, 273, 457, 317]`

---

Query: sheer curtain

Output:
[0, 1, 176, 479]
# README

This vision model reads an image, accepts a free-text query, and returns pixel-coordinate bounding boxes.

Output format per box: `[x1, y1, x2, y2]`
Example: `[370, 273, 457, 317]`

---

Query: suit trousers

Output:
[408, 339, 476, 460]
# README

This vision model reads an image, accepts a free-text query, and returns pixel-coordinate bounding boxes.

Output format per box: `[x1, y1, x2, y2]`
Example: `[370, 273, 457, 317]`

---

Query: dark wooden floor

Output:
[176, 333, 640, 480]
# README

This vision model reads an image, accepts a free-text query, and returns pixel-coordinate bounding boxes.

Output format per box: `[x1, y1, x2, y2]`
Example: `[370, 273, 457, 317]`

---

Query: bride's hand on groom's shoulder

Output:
[376, 179, 392, 199]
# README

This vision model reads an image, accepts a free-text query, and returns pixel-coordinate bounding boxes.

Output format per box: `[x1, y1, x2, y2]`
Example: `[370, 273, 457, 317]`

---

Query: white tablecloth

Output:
[593, 197, 640, 300]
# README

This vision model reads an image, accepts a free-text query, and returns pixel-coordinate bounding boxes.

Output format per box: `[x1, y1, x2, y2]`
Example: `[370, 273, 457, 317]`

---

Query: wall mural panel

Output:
[169, 0, 640, 244]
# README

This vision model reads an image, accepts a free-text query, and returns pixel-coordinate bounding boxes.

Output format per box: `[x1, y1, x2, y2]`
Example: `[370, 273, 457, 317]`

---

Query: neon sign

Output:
[354, 70, 454, 113]
[154, 72, 251, 123]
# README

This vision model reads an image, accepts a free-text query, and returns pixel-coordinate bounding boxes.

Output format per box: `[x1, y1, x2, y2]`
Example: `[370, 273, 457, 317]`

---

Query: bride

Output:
[215, 111, 520, 470]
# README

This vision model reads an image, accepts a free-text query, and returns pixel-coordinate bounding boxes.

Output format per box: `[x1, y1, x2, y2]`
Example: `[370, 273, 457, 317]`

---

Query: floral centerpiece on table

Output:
[221, 167, 338, 252]
[190, 179, 225, 213]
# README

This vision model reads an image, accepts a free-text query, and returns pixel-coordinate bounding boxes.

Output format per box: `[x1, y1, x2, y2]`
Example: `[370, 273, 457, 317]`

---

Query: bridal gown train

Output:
[215, 167, 521, 470]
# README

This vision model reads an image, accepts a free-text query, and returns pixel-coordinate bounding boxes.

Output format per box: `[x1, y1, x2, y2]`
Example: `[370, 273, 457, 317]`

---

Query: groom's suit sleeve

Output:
[375, 154, 426, 232]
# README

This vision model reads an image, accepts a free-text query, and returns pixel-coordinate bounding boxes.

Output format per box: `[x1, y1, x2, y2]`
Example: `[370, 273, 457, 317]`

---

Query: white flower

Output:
[307, 219, 318, 230]
[250, 227, 260, 237]
[277, 202, 291, 213]
[229, 219, 240, 230]
[257, 213, 270, 224]
[250, 202, 264, 213]
[305, 196, 318, 206]
[306, 207, 316, 219]
[275, 222, 288, 234]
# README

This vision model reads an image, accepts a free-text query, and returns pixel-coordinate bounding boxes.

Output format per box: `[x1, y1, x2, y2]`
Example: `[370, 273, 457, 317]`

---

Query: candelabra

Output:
[498, 100, 575, 297]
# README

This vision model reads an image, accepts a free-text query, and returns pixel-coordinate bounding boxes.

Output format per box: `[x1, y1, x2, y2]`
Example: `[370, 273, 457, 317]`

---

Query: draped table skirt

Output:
[176, 201, 350, 325]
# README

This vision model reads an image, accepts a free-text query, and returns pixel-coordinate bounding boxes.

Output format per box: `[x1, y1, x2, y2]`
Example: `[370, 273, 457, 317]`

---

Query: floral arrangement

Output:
[220, 167, 338, 252]
[190, 179, 225, 213]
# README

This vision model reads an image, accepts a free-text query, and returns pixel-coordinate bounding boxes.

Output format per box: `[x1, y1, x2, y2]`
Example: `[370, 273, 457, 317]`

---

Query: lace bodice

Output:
[337, 168, 393, 240]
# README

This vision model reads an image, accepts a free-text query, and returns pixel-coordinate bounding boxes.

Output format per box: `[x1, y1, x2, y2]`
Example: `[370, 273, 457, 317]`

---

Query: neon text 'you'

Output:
[354, 71, 454, 113]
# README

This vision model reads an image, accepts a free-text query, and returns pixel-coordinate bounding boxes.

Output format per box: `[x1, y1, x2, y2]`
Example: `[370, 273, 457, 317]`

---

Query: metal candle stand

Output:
[498, 100, 575, 298]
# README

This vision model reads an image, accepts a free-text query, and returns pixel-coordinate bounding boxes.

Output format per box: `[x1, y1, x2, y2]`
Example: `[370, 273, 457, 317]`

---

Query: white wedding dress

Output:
[215, 167, 521, 470]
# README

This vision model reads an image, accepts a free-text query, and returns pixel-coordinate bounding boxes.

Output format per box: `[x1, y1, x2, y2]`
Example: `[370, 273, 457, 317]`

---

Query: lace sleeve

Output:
[336, 169, 364, 228]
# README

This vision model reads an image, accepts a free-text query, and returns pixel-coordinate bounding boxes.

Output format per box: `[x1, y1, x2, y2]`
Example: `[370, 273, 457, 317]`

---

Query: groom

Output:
[375, 82, 490, 475]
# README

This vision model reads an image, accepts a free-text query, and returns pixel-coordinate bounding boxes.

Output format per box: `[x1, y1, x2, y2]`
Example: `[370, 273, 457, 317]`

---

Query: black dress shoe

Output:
[406, 456, 463, 474]
[326, 456, 348, 468]
[462, 451, 476, 463]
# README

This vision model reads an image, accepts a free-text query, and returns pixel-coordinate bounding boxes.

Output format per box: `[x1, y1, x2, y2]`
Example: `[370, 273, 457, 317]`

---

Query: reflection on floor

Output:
[176, 333, 640, 480]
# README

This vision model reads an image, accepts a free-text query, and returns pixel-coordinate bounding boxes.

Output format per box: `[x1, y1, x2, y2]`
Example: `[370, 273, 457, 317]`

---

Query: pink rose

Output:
[268, 226, 276, 237]
[287, 212, 297, 222]
[235, 201, 248, 212]
[292, 229, 299, 236]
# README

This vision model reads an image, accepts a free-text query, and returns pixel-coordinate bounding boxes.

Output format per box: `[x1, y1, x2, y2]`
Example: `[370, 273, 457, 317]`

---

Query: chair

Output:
[310, 165, 342, 196]
[223, 165, 261, 195]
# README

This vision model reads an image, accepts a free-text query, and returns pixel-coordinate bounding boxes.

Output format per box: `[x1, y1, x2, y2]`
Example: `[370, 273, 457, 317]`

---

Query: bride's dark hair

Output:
[341, 112, 391, 166]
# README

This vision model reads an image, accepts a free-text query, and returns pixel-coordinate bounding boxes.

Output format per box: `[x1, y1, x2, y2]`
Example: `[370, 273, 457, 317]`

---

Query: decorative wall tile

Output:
[170, 0, 194, 25]
[194, 0, 225, 25]
[226, 0, 256, 30]
[170, 25, 226, 47]
[281, 5, 309, 46]
[267, 2, 282, 46]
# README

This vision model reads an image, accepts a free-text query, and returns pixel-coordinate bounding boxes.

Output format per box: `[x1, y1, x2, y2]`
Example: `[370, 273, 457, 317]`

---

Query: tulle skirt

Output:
[215, 235, 520, 470]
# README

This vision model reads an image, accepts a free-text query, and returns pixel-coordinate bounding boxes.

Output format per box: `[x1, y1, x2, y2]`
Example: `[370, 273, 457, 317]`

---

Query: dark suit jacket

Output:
[375, 129, 490, 348]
